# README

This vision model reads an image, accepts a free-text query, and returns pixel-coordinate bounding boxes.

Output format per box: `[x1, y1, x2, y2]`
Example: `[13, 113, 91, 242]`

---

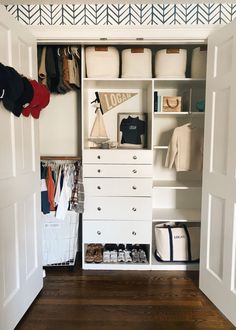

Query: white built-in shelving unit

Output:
[81, 44, 205, 271]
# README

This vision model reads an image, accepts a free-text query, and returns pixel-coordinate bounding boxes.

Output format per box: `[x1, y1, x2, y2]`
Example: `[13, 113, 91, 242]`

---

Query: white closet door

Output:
[0, 6, 42, 330]
[200, 19, 236, 326]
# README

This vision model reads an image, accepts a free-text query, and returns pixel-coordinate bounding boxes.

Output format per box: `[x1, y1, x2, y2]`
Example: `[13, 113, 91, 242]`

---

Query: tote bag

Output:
[154, 223, 200, 262]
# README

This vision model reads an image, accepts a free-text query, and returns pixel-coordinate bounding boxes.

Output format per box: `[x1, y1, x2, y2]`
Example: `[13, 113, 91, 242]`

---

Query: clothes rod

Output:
[40, 156, 81, 161]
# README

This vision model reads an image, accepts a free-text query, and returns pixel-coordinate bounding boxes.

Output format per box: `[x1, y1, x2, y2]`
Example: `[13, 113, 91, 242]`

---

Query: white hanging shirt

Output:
[165, 124, 204, 172]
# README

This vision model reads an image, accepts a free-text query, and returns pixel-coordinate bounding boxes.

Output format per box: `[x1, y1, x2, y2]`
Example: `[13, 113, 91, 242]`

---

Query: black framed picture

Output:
[117, 112, 147, 149]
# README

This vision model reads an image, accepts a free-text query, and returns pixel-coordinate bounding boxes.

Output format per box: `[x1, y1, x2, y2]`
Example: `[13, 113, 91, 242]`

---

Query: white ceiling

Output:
[1, 0, 233, 4]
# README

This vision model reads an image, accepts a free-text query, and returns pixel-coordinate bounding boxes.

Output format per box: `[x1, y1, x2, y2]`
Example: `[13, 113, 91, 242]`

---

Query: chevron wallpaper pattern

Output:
[5, 4, 236, 26]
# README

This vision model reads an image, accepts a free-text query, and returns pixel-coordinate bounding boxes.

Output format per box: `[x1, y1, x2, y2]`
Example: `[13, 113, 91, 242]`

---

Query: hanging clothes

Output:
[38, 46, 47, 86]
[41, 160, 84, 219]
[165, 123, 204, 172]
[70, 162, 84, 214]
[56, 167, 72, 220]
[38, 45, 81, 95]
[46, 166, 55, 211]
[40, 162, 50, 214]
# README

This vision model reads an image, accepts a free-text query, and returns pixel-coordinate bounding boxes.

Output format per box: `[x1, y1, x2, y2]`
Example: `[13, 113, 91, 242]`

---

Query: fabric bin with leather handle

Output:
[85, 46, 119, 78]
[155, 48, 187, 78]
[154, 222, 200, 262]
[191, 46, 207, 79]
[121, 48, 152, 78]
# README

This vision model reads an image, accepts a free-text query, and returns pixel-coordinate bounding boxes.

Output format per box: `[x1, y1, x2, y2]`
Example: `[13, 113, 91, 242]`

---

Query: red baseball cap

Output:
[22, 80, 50, 119]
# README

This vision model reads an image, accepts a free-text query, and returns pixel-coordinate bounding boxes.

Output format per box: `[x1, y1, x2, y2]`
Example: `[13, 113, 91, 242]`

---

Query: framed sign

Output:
[117, 112, 147, 149]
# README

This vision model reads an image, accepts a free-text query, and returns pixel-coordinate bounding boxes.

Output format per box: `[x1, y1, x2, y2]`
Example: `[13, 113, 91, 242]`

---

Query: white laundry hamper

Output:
[85, 46, 119, 78]
[155, 48, 187, 78]
[121, 48, 152, 78]
[42, 210, 79, 266]
[191, 46, 207, 79]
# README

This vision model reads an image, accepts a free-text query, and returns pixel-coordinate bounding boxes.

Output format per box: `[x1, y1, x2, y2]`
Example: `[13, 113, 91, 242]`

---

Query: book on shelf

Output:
[154, 91, 163, 112]
[154, 91, 158, 112]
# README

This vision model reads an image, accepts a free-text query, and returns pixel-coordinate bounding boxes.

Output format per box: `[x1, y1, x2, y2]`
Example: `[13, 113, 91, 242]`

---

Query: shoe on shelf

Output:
[131, 246, 140, 263]
[103, 245, 111, 263]
[85, 243, 96, 263]
[124, 249, 132, 263]
[139, 248, 148, 263]
[110, 245, 118, 263]
[93, 244, 103, 263]
[117, 244, 125, 263]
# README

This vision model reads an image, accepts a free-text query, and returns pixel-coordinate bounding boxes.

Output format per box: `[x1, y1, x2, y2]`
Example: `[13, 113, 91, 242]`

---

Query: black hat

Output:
[2, 65, 24, 117]
[12, 77, 34, 116]
[0, 63, 7, 99]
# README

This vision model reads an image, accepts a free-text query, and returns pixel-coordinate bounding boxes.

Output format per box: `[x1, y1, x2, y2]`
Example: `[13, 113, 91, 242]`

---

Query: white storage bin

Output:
[121, 48, 152, 78]
[85, 46, 119, 78]
[191, 46, 207, 79]
[155, 48, 187, 78]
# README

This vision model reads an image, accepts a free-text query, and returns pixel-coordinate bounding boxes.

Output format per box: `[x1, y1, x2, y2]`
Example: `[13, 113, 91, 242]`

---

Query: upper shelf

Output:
[154, 112, 205, 116]
[83, 78, 152, 89]
[152, 208, 201, 222]
[153, 180, 202, 189]
[83, 78, 206, 89]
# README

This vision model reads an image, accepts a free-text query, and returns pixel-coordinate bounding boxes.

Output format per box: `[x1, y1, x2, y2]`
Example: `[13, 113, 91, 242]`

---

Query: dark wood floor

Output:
[16, 268, 234, 330]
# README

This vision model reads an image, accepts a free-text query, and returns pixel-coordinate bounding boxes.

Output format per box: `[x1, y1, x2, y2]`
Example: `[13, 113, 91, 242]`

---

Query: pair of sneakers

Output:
[117, 244, 132, 263]
[103, 244, 118, 263]
[103, 244, 132, 263]
[131, 244, 148, 263]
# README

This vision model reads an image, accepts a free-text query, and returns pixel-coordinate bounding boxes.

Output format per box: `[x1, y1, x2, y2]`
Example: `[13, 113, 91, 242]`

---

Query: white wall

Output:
[39, 90, 81, 156]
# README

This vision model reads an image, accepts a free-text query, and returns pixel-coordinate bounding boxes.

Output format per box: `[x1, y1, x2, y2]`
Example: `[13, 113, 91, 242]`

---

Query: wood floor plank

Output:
[15, 269, 234, 330]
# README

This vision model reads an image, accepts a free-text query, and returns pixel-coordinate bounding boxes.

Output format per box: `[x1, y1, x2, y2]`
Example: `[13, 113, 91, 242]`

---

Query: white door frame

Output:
[30, 25, 219, 45]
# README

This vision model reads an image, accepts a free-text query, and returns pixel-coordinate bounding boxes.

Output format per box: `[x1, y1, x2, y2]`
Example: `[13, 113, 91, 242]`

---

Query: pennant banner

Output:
[97, 92, 137, 113]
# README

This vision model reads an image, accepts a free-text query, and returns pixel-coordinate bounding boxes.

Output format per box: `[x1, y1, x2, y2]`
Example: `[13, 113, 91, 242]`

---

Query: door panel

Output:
[0, 204, 20, 306]
[200, 19, 236, 327]
[215, 37, 233, 76]
[15, 117, 35, 174]
[0, 5, 42, 330]
[211, 88, 230, 175]
[208, 194, 225, 279]
[0, 110, 14, 179]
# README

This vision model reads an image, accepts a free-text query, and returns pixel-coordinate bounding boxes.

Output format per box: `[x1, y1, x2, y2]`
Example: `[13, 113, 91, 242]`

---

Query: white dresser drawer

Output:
[83, 220, 151, 244]
[83, 196, 152, 220]
[83, 164, 152, 178]
[84, 178, 152, 197]
[83, 149, 152, 164]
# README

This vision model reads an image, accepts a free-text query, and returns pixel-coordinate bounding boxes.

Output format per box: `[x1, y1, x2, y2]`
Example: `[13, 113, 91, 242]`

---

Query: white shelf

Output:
[154, 112, 204, 116]
[83, 263, 150, 270]
[151, 255, 199, 271]
[153, 180, 202, 189]
[152, 208, 201, 222]
[154, 78, 206, 89]
[83, 78, 151, 89]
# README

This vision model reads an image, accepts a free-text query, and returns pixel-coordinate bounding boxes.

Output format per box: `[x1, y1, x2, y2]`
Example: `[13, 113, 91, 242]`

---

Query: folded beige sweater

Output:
[165, 124, 204, 172]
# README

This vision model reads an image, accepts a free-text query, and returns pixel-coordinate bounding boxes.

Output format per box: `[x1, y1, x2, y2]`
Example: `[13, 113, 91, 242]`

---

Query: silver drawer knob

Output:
[132, 169, 137, 174]
[97, 207, 101, 211]
[132, 186, 137, 190]
[132, 231, 137, 236]
[97, 186, 101, 190]
[97, 231, 101, 235]
[132, 207, 137, 212]
[97, 169, 101, 173]
[97, 155, 101, 159]
[133, 155, 137, 160]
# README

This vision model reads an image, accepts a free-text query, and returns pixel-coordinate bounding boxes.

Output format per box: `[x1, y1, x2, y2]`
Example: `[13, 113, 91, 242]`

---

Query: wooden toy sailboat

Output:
[88, 102, 109, 145]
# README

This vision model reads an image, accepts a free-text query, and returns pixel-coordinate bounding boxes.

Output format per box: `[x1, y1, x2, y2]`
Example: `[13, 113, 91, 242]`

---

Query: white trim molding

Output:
[30, 25, 220, 44]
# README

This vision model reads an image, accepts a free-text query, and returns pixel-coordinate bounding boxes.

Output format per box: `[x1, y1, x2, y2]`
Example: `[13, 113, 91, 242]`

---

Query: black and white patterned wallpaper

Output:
[5, 4, 236, 26]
